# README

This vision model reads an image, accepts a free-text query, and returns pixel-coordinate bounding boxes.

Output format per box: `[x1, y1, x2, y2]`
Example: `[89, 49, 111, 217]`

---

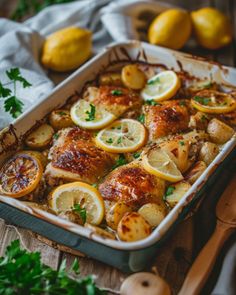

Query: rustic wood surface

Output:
[0, 0, 236, 294]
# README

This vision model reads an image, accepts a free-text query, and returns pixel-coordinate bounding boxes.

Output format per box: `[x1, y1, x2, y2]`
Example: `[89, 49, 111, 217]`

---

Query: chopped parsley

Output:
[147, 76, 160, 85]
[203, 82, 212, 89]
[111, 89, 123, 95]
[179, 141, 185, 146]
[53, 133, 59, 140]
[58, 111, 67, 116]
[163, 186, 175, 200]
[92, 183, 98, 188]
[112, 154, 127, 169]
[72, 204, 87, 224]
[145, 99, 160, 106]
[179, 100, 186, 106]
[200, 115, 208, 122]
[138, 114, 145, 124]
[117, 137, 122, 144]
[106, 138, 113, 144]
[133, 152, 141, 159]
[116, 126, 122, 130]
[193, 96, 210, 105]
[85, 104, 96, 121]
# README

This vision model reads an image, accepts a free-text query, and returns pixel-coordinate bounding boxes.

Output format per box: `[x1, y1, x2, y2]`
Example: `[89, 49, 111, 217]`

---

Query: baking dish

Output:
[0, 41, 235, 272]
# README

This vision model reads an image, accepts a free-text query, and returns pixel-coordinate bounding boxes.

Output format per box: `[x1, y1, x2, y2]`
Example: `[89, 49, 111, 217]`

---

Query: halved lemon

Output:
[95, 119, 147, 153]
[70, 99, 116, 130]
[142, 147, 183, 182]
[49, 182, 105, 225]
[141, 70, 181, 102]
[191, 90, 236, 114]
[0, 152, 43, 198]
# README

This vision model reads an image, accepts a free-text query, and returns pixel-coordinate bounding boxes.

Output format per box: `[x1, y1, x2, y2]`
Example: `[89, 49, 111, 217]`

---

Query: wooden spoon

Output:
[178, 173, 236, 295]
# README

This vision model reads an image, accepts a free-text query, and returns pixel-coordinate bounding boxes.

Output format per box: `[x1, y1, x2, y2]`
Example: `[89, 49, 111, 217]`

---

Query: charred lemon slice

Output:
[141, 70, 181, 102]
[191, 90, 236, 114]
[49, 182, 105, 225]
[95, 119, 147, 153]
[0, 152, 43, 198]
[142, 147, 183, 182]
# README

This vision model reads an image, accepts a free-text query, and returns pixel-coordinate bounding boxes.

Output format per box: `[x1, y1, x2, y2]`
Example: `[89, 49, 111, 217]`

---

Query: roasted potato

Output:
[49, 109, 74, 130]
[121, 64, 146, 90]
[160, 139, 191, 173]
[85, 223, 116, 240]
[188, 112, 210, 130]
[99, 72, 122, 86]
[106, 202, 132, 230]
[199, 142, 219, 165]
[207, 118, 234, 144]
[184, 161, 207, 184]
[138, 203, 166, 227]
[117, 212, 151, 242]
[25, 124, 54, 149]
[164, 181, 191, 208]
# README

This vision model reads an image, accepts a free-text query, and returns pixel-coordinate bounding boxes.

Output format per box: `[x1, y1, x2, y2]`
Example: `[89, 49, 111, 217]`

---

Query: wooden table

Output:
[0, 1, 236, 294]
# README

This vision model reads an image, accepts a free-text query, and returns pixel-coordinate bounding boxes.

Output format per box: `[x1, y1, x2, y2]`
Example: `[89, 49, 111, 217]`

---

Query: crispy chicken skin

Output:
[144, 100, 190, 140]
[45, 127, 115, 185]
[83, 86, 142, 117]
[99, 161, 165, 208]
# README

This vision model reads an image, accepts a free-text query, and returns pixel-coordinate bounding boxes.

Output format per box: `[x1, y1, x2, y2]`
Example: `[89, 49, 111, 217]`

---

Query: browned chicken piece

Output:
[99, 161, 165, 208]
[83, 86, 142, 117]
[144, 100, 190, 140]
[45, 127, 115, 186]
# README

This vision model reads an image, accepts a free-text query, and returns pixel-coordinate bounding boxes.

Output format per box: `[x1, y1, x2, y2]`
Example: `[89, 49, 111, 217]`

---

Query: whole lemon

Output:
[191, 7, 232, 50]
[148, 9, 192, 50]
[42, 27, 92, 72]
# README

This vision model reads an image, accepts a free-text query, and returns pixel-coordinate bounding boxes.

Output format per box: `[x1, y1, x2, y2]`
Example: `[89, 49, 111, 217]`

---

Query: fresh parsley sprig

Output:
[72, 204, 87, 224]
[0, 240, 105, 294]
[0, 68, 32, 118]
[112, 154, 127, 169]
[85, 104, 96, 121]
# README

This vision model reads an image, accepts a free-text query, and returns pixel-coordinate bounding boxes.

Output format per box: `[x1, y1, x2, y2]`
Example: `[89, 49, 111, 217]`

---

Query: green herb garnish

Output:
[72, 204, 87, 224]
[0, 239, 105, 294]
[138, 114, 145, 124]
[112, 154, 127, 169]
[53, 133, 59, 140]
[200, 115, 208, 122]
[203, 82, 212, 89]
[58, 111, 67, 116]
[92, 183, 98, 188]
[117, 137, 122, 144]
[179, 141, 185, 146]
[106, 138, 113, 144]
[133, 152, 141, 159]
[0, 68, 32, 118]
[147, 76, 160, 85]
[145, 99, 160, 106]
[85, 104, 96, 121]
[163, 186, 175, 200]
[111, 89, 123, 95]
[193, 96, 210, 105]
[179, 100, 186, 107]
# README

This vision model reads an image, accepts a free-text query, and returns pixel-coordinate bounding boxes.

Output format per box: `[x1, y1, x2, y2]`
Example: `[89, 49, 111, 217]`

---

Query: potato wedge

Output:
[99, 72, 122, 86]
[25, 124, 54, 149]
[164, 181, 191, 208]
[106, 202, 132, 230]
[199, 142, 219, 165]
[117, 212, 151, 242]
[49, 109, 74, 130]
[160, 138, 190, 173]
[188, 112, 209, 130]
[138, 203, 166, 227]
[207, 118, 234, 144]
[121, 64, 146, 90]
[184, 161, 207, 184]
[85, 223, 116, 240]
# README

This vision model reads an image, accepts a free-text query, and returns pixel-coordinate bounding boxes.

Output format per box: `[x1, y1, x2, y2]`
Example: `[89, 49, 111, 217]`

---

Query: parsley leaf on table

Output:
[6, 68, 32, 88]
[0, 239, 106, 294]
[4, 96, 24, 118]
[0, 82, 11, 98]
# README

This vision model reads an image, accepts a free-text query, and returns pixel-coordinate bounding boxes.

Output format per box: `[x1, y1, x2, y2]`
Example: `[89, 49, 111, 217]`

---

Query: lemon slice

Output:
[141, 70, 181, 102]
[0, 152, 43, 198]
[142, 147, 183, 182]
[49, 182, 105, 225]
[70, 99, 116, 130]
[191, 91, 236, 114]
[95, 119, 147, 153]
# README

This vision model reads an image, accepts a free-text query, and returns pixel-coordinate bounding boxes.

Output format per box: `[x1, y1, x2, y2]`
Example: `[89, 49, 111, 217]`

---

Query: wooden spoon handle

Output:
[178, 221, 233, 295]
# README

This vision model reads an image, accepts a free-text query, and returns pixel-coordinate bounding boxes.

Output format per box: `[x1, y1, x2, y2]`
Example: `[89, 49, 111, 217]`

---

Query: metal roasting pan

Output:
[0, 41, 235, 272]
